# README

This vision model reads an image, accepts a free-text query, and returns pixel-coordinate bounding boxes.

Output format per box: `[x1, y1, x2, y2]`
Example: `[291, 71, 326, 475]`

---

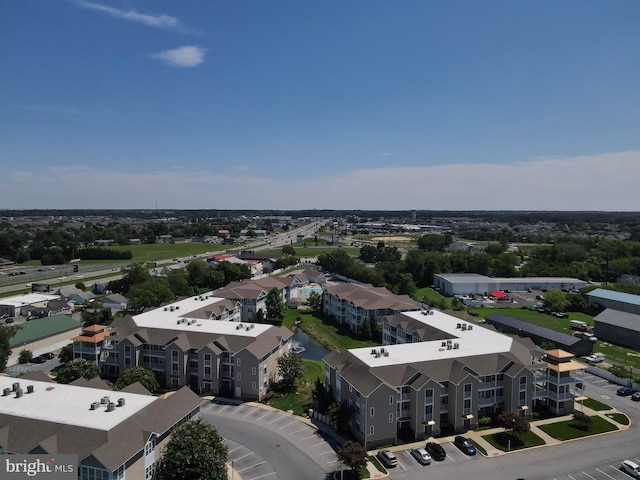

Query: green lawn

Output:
[269, 359, 324, 415]
[537, 415, 619, 440]
[482, 430, 546, 451]
[102, 243, 226, 263]
[606, 413, 630, 425]
[582, 397, 612, 411]
[283, 308, 377, 352]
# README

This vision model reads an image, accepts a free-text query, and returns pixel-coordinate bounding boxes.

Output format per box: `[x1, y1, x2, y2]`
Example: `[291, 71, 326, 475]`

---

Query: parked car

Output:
[617, 387, 634, 396]
[377, 449, 398, 468]
[410, 448, 431, 465]
[453, 436, 477, 455]
[425, 442, 446, 461]
[583, 354, 605, 363]
[621, 459, 640, 478]
[632, 392, 640, 402]
[42, 352, 55, 360]
[29, 355, 47, 364]
[4, 318, 14, 324]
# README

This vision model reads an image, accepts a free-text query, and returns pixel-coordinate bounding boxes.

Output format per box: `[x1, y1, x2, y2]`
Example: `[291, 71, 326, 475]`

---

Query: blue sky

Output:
[2, 1, 639, 211]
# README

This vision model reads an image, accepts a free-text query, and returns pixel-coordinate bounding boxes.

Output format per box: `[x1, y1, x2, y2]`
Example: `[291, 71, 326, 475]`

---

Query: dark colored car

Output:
[632, 392, 640, 402]
[453, 436, 477, 455]
[30, 355, 47, 364]
[617, 387, 634, 396]
[425, 441, 446, 461]
[4, 318, 14, 324]
[42, 352, 55, 360]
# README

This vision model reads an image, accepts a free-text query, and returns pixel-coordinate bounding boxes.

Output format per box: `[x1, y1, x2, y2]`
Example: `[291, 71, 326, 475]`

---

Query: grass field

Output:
[537, 415, 619, 440]
[482, 430, 546, 451]
[269, 359, 324, 415]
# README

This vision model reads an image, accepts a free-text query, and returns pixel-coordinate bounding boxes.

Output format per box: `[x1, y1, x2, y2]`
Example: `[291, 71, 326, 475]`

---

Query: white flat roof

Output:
[0, 293, 59, 307]
[133, 293, 272, 337]
[350, 310, 513, 367]
[0, 377, 156, 431]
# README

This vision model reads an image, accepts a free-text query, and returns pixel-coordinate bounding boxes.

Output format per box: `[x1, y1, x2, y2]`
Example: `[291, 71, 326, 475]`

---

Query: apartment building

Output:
[0, 376, 201, 480]
[214, 276, 303, 322]
[324, 310, 583, 448]
[98, 293, 293, 400]
[322, 283, 420, 333]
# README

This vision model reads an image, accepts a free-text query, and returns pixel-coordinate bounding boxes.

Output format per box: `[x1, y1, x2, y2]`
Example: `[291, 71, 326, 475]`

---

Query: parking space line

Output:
[278, 420, 298, 429]
[309, 441, 327, 448]
[595, 467, 616, 479]
[257, 411, 272, 421]
[238, 461, 266, 472]
[234, 452, 253, 462]
[582, 471, 596, 479]
[267, 415, 283, 425]
[301, 434, 317, 440]
[290, 426, 310, 434]
[228, 446, 243, 454]
[247, 472, 277, 480]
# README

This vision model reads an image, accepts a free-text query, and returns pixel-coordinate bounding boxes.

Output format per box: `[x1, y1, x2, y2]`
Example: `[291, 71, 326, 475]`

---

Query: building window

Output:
[370, 407, 375, 417]
[237, 373, 241, 381]
[389, 413, 394, 423]
[464, 383, 472, 394]
[252, 367, 256, 375]
[389, 395, 394, 405]
[145, 464, 155, 480]
[369, 425, 375, 435]
[425, 389, 433, 401]
[520, 376, 527, 386]
[237, 358, 241, 367]
[252, 382, 257, 390]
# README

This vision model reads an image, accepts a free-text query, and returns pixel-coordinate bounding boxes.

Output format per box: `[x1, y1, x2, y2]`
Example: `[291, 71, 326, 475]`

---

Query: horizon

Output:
[2, 1, 639, 210]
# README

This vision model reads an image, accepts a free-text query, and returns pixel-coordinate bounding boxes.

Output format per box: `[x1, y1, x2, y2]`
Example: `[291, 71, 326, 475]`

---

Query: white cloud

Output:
[2, 151, 639, 210]
[150, 46, 205, 68]
[74, 1, 192, 33]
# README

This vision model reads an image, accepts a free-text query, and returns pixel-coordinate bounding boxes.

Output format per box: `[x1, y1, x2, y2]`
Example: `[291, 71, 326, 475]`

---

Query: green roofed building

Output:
[8, 314, 82, 366]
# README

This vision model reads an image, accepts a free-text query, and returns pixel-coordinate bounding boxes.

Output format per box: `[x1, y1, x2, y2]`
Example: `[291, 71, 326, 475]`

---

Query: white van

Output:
[377, 450, 398, 468]
[621, 460, 640, 478]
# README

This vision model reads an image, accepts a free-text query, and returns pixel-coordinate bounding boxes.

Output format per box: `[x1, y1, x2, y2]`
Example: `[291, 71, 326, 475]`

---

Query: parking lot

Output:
[387, 441, 481, 474]
[539, 461, 640, 480]
[202, 401, 340, 480]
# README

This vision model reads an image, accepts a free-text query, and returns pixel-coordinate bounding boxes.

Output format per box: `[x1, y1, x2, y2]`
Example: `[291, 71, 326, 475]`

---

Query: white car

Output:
[584, 354, 605, 363]
[410, 447, 432, 465]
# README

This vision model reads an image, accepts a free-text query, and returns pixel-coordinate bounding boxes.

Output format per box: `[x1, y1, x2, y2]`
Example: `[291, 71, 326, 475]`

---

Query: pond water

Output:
[292, 327, 330, 361]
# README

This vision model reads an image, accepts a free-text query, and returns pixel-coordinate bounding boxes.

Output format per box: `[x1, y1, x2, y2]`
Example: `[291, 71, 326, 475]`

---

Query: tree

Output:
[18, 349, 32, 364]
[156, 418, 228, 480]
[0, 324, 19, 372]
[543, 290, 570, 313]
[113, 366, 159, 393]
[498, 411, 530, 437]
[281, 245, 296, 256]
[265, 287, 286, 324]
[337, 440, 368, 476]
[573, 411, 592, 431]
[359, 318, 371, 340]
[56, 359, 100, 384]
[327, 401, 353, 434]
[277, 352, 304, 391]
[58, 344, 74, 363]
[311, 378, 334, 414]
[306, 291, 323, 311]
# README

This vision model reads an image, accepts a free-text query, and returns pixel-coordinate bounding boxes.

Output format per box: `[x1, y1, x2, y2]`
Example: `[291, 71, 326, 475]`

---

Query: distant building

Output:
[323, 283, 420, 332]
[433, 273, 586, 296]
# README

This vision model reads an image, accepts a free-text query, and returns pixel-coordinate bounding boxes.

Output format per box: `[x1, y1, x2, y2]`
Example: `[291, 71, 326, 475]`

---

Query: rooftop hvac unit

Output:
[164, 307, 168, 311]
[453, 343, 459, 349]
[383, 351, 389, 357]
[106, 402, 116, 412]
[101, 396, 110, 405]
[26, 385, 34, 394]
[246, 326, 250, 331]
[429, 310, 434, 315]
[176, 320, 182, 325]
[447, 340, 452, 345]
[461, 324, 467, 331]
[15, 389, 23, 398]
[2, 388, 11, 396]
[236, 325, 241, 330]
[371, 348, 377, 355]
[90, 401, 100, 410]
[250, 324, 254, 329]
[374, 352, 380, 358]
[12, 382, 20, 392]
[380, 347, 385, 353]
[175, 306, 180, 310]
[170, 306, 175, 312]
[117, 398, 126, 407]
[441, 341, 447, 347]
[468, 325, 473, 330]
[447, 344, 452, 350]
[456, 323, 461, 329]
